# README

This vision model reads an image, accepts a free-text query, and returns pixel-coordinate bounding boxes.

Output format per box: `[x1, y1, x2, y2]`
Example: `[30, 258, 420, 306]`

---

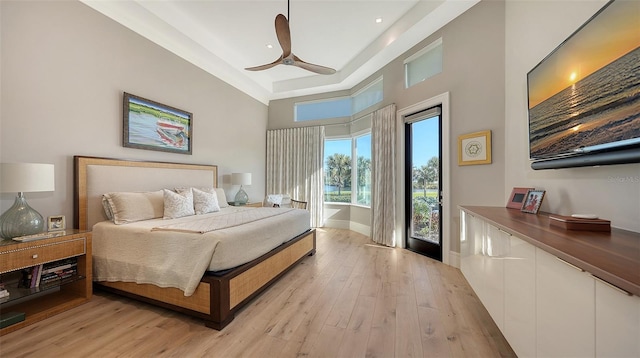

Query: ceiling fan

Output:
[245, 2, 336, 75]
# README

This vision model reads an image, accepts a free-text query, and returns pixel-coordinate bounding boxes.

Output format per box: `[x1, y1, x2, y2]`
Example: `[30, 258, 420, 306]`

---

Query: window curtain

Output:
[266, 126, 325, 227]
[371, 104, 397, 247]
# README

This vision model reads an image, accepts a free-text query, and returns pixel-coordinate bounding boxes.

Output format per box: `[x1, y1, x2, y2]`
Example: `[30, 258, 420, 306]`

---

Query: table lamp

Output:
[0, 163, 55, 239]
[231, 173, 251, 205]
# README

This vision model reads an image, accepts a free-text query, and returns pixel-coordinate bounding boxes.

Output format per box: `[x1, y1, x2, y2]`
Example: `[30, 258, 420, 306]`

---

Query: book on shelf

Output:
[39, 273, 77, 289]
[35, 264, 43, 287]
[39, 264, 78, 287]
[30, 265, 42, 288]
[40, 261, 77, 275]
[40, 269, 76, 282]
[0, 282, 8, 298]
[41, 257, 77, 272]
[3, 257, 80, 291]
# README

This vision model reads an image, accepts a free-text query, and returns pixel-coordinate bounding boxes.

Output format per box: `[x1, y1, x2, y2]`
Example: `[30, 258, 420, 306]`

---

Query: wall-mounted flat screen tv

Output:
[527, 0, 640, 169]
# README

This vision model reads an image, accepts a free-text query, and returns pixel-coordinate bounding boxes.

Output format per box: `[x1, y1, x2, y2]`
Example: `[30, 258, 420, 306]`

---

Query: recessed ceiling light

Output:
[375, 17, 383, 24]
[266, 44, 273, 49]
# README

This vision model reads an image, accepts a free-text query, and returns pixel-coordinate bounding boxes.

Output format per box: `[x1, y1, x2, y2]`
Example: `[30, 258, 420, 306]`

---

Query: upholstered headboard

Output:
[74, 156, 218, 230]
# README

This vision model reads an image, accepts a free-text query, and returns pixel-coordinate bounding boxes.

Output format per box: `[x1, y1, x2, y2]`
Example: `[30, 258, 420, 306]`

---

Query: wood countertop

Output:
[460, 206, 640, 297]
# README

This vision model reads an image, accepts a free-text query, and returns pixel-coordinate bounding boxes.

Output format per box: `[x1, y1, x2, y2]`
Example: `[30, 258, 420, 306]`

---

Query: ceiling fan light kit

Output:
[245, 9, 336, 75]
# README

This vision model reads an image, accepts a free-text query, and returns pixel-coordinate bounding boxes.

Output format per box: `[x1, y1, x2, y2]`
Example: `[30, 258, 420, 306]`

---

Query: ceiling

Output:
[81, 0, 480, 104]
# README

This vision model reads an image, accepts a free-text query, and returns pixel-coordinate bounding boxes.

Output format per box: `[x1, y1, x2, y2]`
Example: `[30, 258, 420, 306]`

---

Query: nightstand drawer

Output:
[0, 237, 86, 273]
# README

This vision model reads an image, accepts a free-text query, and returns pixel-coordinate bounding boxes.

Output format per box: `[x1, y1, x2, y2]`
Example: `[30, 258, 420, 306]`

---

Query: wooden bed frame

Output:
[74, 156, 316, 329]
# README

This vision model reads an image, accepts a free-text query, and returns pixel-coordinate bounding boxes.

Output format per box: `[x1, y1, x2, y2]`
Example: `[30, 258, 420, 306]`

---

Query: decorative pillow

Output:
[101, 195, 114, 221]
[175, 187, 229, 208]
[103, 190, 164, 225]
[215, 188, 230, 208]
[193, 188, 220, 214]
[163, 188, 195, 219]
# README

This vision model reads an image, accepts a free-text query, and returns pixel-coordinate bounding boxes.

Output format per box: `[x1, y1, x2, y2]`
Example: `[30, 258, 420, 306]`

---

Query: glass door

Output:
[404, 106, 442, 261]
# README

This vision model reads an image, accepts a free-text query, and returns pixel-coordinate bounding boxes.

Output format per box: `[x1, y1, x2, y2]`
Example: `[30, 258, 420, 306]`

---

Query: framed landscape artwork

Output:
[458, 130, 492, 165]
[123, 92, 193, 155]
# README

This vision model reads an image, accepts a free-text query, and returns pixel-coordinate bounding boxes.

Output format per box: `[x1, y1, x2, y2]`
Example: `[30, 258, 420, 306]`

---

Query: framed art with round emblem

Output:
[458, 130, 492, 165]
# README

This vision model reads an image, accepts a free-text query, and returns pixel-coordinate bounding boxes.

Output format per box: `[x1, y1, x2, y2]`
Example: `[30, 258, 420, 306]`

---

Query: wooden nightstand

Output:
[228, 202, 263, 207]
[0, 230, 92, 335]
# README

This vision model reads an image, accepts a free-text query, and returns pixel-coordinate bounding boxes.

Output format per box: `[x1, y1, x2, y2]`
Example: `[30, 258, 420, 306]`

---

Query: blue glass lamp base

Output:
[234, 186, 249, 205]
[0, 193, 45, 239]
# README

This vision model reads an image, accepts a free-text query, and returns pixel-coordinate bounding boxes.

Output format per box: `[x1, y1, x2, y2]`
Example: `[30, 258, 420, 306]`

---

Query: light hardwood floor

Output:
[0, 228, 515, 357]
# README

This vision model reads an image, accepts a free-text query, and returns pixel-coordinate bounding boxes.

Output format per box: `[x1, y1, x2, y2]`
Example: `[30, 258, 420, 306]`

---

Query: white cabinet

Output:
[482, 224, 509, 330]
[460, 211, 485, 299]
[595, 278, 640, 357]
[504, 235, 536, 358]
[460, 211, 509, 330]
[536, 248, 595, 357]
[459, 207, 639, 358]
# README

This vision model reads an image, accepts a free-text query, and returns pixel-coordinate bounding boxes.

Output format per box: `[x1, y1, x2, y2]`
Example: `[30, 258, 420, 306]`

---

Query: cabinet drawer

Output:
[0, 238, 86, 273]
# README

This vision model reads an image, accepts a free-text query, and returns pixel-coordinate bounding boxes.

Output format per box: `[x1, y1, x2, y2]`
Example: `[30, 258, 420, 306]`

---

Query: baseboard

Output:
[349, 222, 370, 237]
[322, 219, 371, 238]
[448, 251, 460, 268]
[322, 219, 350, 230]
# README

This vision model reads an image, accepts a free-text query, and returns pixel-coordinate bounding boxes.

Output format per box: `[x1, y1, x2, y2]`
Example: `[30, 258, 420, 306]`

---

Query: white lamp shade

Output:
[231, 173, 252, 186]
[1, 163, 55, 193]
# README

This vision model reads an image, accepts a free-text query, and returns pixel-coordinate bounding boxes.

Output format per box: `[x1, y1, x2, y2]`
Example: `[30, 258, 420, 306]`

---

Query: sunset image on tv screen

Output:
[527, 0, 640, 159]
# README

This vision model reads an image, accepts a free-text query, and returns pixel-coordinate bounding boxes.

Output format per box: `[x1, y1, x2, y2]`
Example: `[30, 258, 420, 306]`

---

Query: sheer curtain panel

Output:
[266, 126, 324, 227]
[371, 104, 397, 247]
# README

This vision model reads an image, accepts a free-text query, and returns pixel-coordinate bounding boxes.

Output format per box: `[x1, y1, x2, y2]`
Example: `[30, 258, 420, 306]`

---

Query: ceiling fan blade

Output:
[292, 55, 336, 75]
[245, 9, 335, 75]
[275, 14, 291, 58]
[245, 55, 284, 71]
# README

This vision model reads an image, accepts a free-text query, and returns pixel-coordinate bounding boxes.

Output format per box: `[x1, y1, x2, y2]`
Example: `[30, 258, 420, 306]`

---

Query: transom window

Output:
[295, 77, 383, 122]
[352, 77, 383, 115]
[405, 37, 443, 88]
[294, 97, 351, 122]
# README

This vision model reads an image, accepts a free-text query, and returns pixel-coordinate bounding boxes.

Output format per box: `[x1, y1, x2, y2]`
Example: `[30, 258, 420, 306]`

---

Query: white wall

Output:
[0, 1, 268, 228]
[505, 0, 640, 232]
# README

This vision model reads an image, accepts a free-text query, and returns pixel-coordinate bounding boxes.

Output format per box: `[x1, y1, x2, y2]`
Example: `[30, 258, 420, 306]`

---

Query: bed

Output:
[74, 156, 316, 329]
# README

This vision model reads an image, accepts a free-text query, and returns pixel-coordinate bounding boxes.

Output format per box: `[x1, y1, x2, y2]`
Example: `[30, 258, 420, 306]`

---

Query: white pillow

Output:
[193, 188, 220, 214]
[215, 188, 230, 208]
[163, 189, 195, 219]
[103, 190, 164, 225]
[175, 186, 229, 208]
[101, 195, 114, 221]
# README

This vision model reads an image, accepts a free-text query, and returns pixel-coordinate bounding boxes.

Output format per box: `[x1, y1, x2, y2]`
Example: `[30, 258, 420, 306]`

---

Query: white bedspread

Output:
[92, 206, 310, 296]
[151, 207, 295, 233]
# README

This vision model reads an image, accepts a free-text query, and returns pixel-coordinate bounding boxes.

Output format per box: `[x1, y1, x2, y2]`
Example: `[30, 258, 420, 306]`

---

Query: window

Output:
[324, 132, 371, 206]
[404, 37, 443, 88]
[295, 97, 351, 122]
[324, 139, 352, 203]
[295, 78, 383, 122]
[352, 77, 383, 115]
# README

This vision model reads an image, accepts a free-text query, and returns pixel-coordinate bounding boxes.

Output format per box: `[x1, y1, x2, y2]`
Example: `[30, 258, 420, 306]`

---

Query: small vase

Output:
[234, 186, 249, 205]
[0, 193, 45, 239]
